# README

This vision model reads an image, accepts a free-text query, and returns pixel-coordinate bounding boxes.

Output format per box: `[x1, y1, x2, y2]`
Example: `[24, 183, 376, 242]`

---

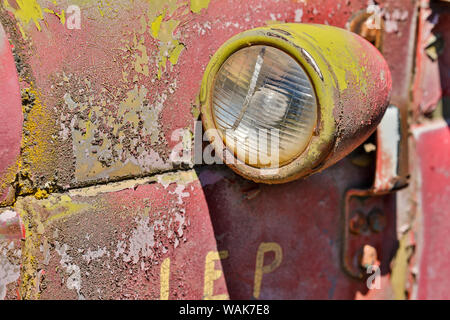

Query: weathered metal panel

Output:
[199, 158, 398, 299]
[0, 0, 422, 300]
[411, 121, 450, 299]
[0, 0, 417, 194]
[0, 238, 22, 300]
[6, 170, 228, 300]
[411, 0, 450, 116]
[403, 1, 450, 300]
[0, 22, 22, 205]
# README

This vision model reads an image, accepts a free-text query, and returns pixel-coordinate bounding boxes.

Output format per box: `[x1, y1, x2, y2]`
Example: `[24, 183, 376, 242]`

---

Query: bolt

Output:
[349, 210, 367, 235]
[368, 208, 386, 233]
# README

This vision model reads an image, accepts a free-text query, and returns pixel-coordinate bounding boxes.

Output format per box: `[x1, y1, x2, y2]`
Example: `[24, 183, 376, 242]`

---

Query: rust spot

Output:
[348, 10, 384, 51]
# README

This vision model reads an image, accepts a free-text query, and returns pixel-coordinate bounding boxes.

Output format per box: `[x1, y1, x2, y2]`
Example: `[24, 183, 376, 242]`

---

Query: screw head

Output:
[349, 210, 367, 235]
[368, 208, 386, 233]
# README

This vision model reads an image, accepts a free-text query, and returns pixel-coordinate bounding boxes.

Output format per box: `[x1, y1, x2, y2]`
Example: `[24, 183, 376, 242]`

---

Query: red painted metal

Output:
[0, 0, 416, 191]
[199, 158, 398, 299]
[2, 0, 445, 301]
[412, 122, 450, 299]
[342, 105, 407, 279]
[0, 22, 22, 204]
[9, 174, 229, 300]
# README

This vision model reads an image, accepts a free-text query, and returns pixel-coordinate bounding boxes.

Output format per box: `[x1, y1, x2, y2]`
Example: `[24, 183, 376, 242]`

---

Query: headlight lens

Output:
[212, 45, 317, 168]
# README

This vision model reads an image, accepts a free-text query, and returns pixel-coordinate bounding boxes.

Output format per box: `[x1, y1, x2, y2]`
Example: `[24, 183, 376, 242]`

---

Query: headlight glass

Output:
[212, 45, 317, 168]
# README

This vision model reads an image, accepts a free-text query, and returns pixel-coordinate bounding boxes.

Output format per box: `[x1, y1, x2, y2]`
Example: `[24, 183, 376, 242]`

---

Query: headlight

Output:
[200, 24, 392, 183]
[212, 45, 317, 168]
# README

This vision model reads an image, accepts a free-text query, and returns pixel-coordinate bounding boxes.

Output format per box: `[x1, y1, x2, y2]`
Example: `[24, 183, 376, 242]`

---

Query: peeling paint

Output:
[120, 216, 156, 264]
[43, 8, 65, 26]
[8, 167, 212, 299]
[2, 0, 44, 37]
[146, 0, 186, 78]
[0, 241, 21, 300]
[55, 241, 84, 299]
[20, 85, 58, 197]
[69, 169, 197, 198]
[190, 0, 211, 14]
[60, 79, 177, 183]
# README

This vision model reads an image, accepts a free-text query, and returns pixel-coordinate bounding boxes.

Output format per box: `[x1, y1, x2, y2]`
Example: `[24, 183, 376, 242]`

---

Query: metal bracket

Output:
[342, 105, 409, 279]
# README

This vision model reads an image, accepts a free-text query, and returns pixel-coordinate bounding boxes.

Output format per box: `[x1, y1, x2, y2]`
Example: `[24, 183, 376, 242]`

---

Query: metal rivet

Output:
[349, 210, 367, 235]
[368, 208, 386, 233]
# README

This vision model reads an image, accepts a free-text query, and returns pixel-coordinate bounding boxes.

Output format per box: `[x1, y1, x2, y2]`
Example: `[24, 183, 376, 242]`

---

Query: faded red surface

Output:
[414, 122, 450, 300]
[0, 0, 429, 300]
[0, 22, 22, 203]
[14, 174, 228, 300]
[200, 156, 397, 299]
[0, 0, 417, 191]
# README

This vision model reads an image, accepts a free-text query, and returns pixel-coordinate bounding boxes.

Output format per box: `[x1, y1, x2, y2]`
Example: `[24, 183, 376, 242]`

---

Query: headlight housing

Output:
[200, 24, 392, 183]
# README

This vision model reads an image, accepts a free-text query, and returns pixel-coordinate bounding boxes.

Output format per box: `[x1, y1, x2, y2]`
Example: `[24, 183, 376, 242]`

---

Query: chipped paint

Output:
[66, 169, 197, 200]
[157, 170, 198, 189]
[0, 241, 21, 300]
[374, 105, 401, 191]
[294, 8, 303, 22]
[145, 0, 186, 78]
[7, 167, 227, 299]
[55, 241, 83, 299]
[2, 0, 44, 37]
[120, 215, 156, 264]
[13, 192, 91, 299]
[0, 210, 25, 240]
[42, 194, 91, 223]
[43, 8, 65, 25]
[61, 80, 177, 183]
[20, 85, 58, 196]
[131, 34, 150, 76]
[384, 8, 409, 34]
[190, 0, 211, 14]
[82, 246, 108, 264]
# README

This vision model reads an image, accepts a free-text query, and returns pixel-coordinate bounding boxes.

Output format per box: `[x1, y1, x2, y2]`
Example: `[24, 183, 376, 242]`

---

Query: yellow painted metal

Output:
[200, 23, 369, 183]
